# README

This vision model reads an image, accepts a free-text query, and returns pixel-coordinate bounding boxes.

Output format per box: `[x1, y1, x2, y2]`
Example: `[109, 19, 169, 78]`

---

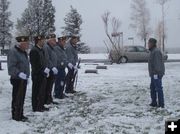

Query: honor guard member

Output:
[29, 35, 49, 112]
[7, 36, 30, 121]
[54, 36, 69, 99]
[65, 35, 79, 94]
[148, 38, 165, 108]
[43, 34, 58, 104]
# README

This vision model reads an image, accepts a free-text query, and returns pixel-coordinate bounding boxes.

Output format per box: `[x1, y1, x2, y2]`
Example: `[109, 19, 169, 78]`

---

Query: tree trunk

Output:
[144, 38, 147, 48]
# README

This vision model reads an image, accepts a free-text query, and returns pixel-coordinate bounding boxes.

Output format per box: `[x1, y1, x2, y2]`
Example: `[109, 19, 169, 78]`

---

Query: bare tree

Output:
[155, 21, 163, 50]
[130, 0, 151, 48]
[102, 11, 123, 64]
[157, 0, 169, 52]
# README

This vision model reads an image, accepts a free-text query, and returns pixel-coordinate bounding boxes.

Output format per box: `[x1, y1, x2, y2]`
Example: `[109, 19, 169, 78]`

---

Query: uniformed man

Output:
[7, 36, 30, 121]
[29, 35, 49, 112]
[54, 36, 69, 99]
[65, 35, 79, 94]
[43, 34, 58, 104]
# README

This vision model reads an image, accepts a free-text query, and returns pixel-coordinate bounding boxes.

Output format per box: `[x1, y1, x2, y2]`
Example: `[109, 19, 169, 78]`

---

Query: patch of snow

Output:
[0, 61, 180, 133]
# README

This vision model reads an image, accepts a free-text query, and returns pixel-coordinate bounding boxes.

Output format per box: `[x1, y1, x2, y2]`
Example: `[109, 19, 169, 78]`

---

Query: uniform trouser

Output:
[32, 74, 47, 111]
[54, 68, 66, 98]
[65, 69, 77, 92]
[44, 75, 55, 104]
[150, 76, 164, 107]
[10, 78, 27, 120]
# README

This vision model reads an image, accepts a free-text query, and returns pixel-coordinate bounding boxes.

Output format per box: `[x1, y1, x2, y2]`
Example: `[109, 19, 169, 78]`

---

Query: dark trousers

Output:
[10, 78, 27, 121]
[54, 68, 66, 98]
[32, 74, 46, 111]
[44, 75, 55, 104]
[150, 76, 164, 107]
[65, 69, 77, 92]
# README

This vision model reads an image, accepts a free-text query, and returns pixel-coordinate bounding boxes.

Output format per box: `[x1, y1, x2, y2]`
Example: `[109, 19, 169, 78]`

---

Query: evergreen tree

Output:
[0, 0, 13, 49]
[16, 0, 55, 41]
[42, 0, 55, 34]
[77, 42, 90, 54]
[62, 6, 90, 53]
[62, 6, 82, 36]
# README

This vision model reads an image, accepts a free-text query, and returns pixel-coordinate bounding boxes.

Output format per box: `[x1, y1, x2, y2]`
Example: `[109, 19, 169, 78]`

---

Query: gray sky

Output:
[9, 0, 180, 48]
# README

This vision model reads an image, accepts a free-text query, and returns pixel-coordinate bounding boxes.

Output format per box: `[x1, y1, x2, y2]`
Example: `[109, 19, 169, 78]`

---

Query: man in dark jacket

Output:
[7, 36, 30, 121]
[54, 36, 69, 99]
[43, 34, 58, 104]
[148, 38, 165, 108]
[65, 35, 79, 94]
[29, 35, 49, 112]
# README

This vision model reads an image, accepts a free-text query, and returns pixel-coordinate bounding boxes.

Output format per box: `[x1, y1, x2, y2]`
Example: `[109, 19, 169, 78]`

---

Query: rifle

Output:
[74, 58, 81, 90]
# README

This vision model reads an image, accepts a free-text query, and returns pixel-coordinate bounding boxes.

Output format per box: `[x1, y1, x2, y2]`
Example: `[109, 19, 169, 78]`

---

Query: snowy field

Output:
[0, 60, 180, 134]
[1, 53, 180, 61]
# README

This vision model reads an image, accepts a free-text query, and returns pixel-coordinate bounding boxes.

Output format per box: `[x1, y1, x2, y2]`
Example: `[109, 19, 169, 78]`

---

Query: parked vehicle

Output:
[109, 46, 168, 63]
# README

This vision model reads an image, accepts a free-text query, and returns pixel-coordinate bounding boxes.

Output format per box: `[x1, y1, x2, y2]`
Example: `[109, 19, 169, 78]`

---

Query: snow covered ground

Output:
[0, 60, 180, 134]
[1, 53, 180, 61]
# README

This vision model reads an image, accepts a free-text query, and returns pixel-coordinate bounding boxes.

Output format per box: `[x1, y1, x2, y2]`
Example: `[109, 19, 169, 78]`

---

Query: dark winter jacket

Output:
[7, 45, 30, 79]
[29, 45, 47, 75]
[148, 47, 165, 77]
[43, 43, 57, 69]
[54, 44, 68, 69]
[65, 42, 78, 66]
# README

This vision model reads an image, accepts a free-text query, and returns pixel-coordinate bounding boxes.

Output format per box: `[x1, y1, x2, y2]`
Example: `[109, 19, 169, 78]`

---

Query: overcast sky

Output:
[9, 0, 180, 49]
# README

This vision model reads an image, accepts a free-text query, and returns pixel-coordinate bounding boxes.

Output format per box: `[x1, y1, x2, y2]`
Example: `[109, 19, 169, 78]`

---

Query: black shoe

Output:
[52, 101, 59, 105]
[42, 107, 49, 111]
[158, 105, 164, 108]
[12, 117, 21, 121]
[149, 103, 158, 107]
[58, 94, 69, 99]
[65, 90, 72, 94]
[71, 90, 77, 94]
[63, 94, 69, 98]
[21, 115, 28, 122]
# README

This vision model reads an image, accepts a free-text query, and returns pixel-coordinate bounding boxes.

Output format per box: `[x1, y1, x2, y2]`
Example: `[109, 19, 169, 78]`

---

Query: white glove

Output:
[153, 74, 158, 79]
[68, 63, 74, 69]
[18, 72, 27, 80]
[44, 67, 50, 77]
[52, 67, 58, 75]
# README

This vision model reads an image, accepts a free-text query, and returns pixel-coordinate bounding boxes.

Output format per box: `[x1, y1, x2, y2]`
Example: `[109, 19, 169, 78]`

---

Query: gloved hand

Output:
[153, 74, 158, 79]
[52, 67, 58, 75]
[18, 72, 27, 80]
[44, 67, 50, 77]
[68, 63, 73, 69]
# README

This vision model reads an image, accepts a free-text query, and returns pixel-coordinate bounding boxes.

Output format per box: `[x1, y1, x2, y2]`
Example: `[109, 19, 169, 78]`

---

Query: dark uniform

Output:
[54, 37, 68, 99]
[43, 34, 58, 104]
[29, 35, 49, 112]
[7, 36, 30, 121]
[65, 38, 78, 93]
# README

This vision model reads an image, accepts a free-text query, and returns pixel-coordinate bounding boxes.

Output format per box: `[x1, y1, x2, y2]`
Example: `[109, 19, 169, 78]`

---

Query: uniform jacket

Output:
[29, 45, 47, 75]
[54, 44, 68, 69]
[43, 43, 57, 69]
[65, 42, 78, 66]
[7, 46, 30, 79]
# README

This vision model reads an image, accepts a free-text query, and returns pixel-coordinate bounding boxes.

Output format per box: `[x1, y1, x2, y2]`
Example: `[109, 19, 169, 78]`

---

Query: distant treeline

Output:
[166, 48, 180, 54]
